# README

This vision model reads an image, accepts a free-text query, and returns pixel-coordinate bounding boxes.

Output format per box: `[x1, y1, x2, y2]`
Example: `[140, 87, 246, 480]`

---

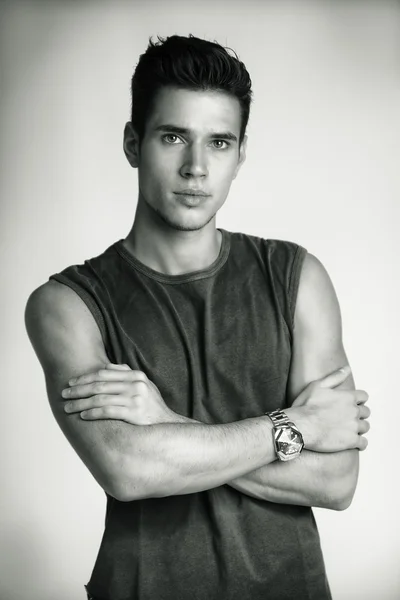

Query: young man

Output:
[25, 35, 370, 600]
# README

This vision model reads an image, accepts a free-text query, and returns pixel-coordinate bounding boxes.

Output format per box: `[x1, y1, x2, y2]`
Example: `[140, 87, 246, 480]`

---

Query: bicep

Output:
[24, 280, 137, 499]
[287, 252, 359, 489]
[287, 252, 355, 401]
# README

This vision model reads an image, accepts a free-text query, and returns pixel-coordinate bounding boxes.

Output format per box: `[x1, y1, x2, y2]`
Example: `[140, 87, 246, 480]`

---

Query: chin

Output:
[166, 217, 209, 232]
[147, 196, 217, 232]
[163, 210, 215, 232]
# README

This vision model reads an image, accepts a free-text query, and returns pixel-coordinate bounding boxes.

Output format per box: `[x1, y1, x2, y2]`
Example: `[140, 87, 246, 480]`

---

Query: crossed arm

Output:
[163, 252, 359, 509]
[227, 433, 358, 509]
[226, 253, 359, 510]
[25, 253, 360, 510]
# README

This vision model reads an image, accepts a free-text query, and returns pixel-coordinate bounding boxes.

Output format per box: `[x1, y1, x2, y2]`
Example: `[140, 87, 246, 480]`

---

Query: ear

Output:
[233, 134, 247, 180]
[123, 122, 140, 168]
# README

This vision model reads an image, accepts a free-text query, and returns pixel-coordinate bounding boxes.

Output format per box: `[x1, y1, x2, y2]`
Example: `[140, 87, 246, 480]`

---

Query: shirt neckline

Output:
[113, 227, 231, 284]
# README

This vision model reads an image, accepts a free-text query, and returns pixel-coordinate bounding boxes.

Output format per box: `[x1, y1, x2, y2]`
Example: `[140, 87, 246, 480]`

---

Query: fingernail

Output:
[339, 366, 351, 374]
[69, 378, 76, 385]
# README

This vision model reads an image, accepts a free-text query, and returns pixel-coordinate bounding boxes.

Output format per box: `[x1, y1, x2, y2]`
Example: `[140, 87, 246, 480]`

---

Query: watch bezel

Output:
[273, 423, 304, 462]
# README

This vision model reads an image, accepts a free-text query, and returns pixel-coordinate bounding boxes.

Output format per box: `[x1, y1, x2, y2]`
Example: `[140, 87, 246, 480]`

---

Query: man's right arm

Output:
[24, 280, 278, 502]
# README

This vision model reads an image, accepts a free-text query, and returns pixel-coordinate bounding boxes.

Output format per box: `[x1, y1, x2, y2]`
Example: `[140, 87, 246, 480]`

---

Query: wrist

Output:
[168, 412, 201, 425]
[284, 406, 315, 451]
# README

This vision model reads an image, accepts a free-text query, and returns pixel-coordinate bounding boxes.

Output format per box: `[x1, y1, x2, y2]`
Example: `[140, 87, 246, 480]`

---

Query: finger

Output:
[105, 363, 131, 370]
[80, 405, 132, 421]
[358, 419, 370, 435]
[63, 381, 137, 399]
[64, 394, 128, 414]
[357, 436, 369, 451]
[358, 404, 371, 419]
[355, 390, 369, 404]
[68, 369, 146, 387]
[318, 365, 352, 389]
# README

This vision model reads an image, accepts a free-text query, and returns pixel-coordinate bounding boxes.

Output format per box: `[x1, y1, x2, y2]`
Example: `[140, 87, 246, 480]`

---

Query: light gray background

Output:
[1, 1, 399, 599]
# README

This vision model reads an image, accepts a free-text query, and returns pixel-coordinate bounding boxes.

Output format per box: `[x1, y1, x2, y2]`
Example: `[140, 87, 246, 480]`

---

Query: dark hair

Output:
[130, 34, 253, 147]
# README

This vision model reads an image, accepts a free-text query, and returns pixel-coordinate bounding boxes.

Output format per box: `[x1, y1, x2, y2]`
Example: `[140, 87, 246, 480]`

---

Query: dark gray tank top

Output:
[49, 228, 331, 600]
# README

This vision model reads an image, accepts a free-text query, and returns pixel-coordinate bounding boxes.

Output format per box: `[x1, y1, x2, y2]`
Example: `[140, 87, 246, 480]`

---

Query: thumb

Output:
[317, 365, 352, 389]
[105, 362, 132, 370]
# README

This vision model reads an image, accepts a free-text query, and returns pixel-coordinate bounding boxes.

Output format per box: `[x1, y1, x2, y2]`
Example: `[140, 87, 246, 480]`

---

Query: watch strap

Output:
[265, 408, 304, 462]
[266, 408, 292, 427]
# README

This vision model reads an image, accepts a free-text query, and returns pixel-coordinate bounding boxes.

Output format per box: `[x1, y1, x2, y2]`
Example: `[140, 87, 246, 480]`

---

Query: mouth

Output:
[173, 190, 210, 197]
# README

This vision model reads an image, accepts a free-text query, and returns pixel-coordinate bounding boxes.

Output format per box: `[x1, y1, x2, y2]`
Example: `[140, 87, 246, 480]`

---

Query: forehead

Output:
[146, 86, 241, 135]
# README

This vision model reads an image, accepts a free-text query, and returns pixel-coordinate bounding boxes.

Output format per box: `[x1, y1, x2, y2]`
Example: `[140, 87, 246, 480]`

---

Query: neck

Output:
[122, 197, 222, 276]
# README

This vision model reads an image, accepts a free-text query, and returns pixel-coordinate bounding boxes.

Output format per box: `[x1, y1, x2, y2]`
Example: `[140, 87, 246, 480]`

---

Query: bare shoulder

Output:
[25, 279, 105, 359]
[24, 279, 122, 497]
[285, 251, 354, 398]
[295, 252, 341, 330]
[298, 252, 337, 296]
[25, 278, 89, 323]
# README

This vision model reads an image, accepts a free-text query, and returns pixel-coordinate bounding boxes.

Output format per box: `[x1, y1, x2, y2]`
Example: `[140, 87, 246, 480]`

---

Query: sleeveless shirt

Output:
[49, 228, 331, 600]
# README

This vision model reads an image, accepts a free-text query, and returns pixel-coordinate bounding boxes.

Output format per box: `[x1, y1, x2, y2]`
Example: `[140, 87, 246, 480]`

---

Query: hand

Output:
[286, 366, 371, 452]
[61, 363, 177, 425]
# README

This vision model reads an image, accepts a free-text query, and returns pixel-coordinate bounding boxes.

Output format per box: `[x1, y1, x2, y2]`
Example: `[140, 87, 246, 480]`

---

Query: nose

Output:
[180, 143, 208, 178]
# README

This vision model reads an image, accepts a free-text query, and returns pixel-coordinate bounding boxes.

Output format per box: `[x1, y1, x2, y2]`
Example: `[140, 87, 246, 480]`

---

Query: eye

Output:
[211, 140, 230, 150]
[162, 134, 183, 144]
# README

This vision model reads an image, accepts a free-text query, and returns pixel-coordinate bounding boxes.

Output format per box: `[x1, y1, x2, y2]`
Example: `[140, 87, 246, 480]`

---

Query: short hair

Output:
[130, 34, 253, 147]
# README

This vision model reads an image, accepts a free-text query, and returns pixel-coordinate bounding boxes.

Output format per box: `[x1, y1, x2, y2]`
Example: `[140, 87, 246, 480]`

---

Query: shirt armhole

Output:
[288, 245, 308, 333]
[49, 273, 109, 351]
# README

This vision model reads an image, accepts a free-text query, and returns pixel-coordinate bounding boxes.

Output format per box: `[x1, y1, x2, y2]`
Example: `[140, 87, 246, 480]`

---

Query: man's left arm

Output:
[226, 252, 362, 510]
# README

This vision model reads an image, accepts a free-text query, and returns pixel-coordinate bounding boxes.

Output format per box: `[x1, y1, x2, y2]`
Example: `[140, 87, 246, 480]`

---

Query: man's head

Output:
[124, 34, 253, 232]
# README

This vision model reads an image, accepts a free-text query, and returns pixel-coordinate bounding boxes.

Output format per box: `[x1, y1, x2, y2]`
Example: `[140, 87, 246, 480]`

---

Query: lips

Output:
[174, 192, 207, 207]
[174, 190, 210, 197]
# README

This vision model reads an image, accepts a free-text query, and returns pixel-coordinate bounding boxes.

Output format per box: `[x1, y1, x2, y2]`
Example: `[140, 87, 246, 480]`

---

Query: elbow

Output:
[333, 477, 358, 510]
[111, 480, 165, 503]
[110, 473, 167, 502]
[105, 444, 189, 502]
[327, 492, 354, 511]
[322, 476, 357, 511]
[317, 488, 354, 511]
[109, 458, 175, 502]
[114, 478, 187, 503]
[110, 482, 142, 502]
[320, 452, 359, 511]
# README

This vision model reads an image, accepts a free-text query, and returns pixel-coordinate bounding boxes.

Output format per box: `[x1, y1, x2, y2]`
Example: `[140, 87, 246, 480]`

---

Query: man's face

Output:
[128, 86, 246, 232]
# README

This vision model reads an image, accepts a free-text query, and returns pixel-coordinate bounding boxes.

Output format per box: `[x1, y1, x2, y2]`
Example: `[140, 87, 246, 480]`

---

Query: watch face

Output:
[275, 426, 304, 461]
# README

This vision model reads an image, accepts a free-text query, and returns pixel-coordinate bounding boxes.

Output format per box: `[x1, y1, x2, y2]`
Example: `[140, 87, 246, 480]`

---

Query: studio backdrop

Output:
[1, 1, 398, 599]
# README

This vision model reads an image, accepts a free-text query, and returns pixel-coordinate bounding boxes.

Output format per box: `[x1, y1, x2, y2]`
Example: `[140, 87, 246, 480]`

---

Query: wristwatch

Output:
[266, 409, 304, 461]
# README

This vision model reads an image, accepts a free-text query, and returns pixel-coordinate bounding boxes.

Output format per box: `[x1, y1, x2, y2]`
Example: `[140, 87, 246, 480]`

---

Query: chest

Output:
[109, 271, 292, 423]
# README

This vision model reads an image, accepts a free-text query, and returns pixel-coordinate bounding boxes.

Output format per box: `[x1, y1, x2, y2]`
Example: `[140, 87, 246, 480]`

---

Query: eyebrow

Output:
[154, 124, 238, 142]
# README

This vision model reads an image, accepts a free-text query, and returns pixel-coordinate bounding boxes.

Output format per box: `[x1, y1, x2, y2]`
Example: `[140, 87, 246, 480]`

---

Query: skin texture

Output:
[122, 86, 246, 276]
[227, 252, 365, 509]
[55, 254, 370, 508]
[25, 86, 370, 507]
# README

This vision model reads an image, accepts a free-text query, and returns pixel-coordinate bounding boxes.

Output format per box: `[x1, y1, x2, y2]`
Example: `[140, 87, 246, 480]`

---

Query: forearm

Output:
[170, 412, 359, 510]
[228, 448, 359, 510]
[115, 415, 276, 501]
